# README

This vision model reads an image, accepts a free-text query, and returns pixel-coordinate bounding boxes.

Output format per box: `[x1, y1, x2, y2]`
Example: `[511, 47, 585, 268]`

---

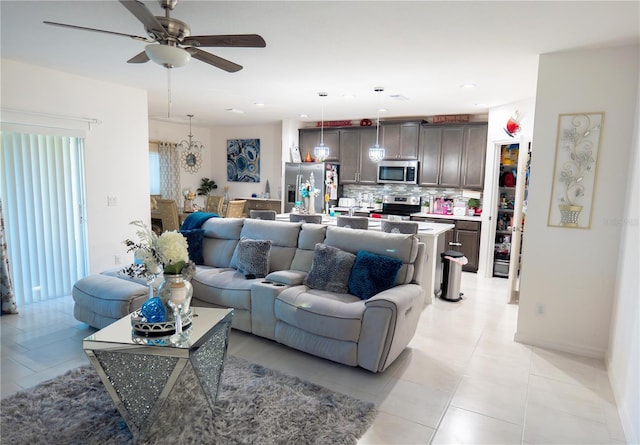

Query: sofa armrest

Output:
[265, 269, 306, 286]
[359, 284, 425, 372]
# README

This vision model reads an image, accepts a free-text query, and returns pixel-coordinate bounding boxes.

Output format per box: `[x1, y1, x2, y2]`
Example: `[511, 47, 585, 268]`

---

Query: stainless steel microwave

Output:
[377, 160, 419, 184]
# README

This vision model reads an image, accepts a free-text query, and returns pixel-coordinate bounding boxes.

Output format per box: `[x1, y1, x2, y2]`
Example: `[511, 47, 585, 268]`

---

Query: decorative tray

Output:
[131, 309, 193, 337]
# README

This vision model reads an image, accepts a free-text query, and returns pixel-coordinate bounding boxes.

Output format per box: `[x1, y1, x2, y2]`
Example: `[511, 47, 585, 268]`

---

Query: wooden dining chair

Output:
[205, 195, 224, 215]
[225, 200, 247, 218]
[156, 199, 180, 231]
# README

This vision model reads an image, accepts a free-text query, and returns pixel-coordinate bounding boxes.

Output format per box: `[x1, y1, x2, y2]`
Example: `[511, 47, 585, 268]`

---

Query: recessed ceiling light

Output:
[253, 102, 264, 107]
[474, 103, 488, 107]
[389, 94, 409, 101]
[378, 108, 388, 113]
[225, 108, 244, 114]
[299, 114, 308, 118]
[461, 83, 477, 88]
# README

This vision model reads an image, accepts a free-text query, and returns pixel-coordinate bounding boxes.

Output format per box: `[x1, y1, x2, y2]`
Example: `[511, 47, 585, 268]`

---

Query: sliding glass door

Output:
[0, 131, 88, 306]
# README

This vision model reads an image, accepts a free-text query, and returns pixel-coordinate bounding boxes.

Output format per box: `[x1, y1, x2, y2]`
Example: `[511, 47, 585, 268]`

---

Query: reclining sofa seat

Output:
[191, 217, 425, 373]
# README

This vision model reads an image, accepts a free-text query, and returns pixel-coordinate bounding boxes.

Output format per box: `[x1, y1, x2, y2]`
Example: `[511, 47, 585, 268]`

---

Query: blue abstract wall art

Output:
[227, 138, 260, 182]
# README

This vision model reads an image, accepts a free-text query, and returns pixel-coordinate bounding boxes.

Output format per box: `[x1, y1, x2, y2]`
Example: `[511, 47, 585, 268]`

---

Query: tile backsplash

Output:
[343, 184, 482, 207]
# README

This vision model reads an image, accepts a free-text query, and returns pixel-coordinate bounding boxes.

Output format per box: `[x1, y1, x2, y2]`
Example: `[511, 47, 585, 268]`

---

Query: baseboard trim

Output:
[513, 332, 606, 359]
[606, 357, 639, 445]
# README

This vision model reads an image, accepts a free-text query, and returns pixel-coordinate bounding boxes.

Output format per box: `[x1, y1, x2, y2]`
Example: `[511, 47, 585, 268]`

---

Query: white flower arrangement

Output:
[122, 221, 191, 280]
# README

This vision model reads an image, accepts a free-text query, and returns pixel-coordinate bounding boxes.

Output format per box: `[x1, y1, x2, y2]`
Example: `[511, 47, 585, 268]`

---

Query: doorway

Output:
[0, 131, 89, 307]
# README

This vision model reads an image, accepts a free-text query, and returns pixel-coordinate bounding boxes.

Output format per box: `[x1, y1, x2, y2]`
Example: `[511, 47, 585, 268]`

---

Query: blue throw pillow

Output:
[179, 229, 205, 265]
[348, 250, 403, 300]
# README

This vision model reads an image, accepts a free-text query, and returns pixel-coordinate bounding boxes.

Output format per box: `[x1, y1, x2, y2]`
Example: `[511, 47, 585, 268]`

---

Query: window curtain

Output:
[0, 198, 18, 314]
[158, 142, 180, 202]
[0, 131, 88, 306]
[148, 142, 161, 195]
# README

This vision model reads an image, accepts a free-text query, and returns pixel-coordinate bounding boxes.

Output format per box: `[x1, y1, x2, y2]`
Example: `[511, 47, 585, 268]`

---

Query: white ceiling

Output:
[2, 1, 639, 127]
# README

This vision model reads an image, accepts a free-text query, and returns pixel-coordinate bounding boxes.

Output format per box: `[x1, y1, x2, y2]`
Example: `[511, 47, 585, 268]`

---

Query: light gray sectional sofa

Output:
[73, 217, 426, 372]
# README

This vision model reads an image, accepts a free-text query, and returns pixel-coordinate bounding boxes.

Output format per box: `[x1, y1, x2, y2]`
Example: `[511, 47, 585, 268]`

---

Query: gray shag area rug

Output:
[1, 355, 376, 445]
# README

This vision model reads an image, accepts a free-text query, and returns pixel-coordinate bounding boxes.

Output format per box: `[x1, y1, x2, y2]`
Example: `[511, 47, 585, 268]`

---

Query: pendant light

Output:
[178, 114, 204, 173]
[369, 87, 386, 162]
[314, 92, 330, 162]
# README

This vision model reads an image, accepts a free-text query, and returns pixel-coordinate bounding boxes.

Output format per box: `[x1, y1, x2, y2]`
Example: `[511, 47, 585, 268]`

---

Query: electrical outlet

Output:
[107, 196, 118, 207]
[114, 255, 121, 265]
[536, 303, 545, 315]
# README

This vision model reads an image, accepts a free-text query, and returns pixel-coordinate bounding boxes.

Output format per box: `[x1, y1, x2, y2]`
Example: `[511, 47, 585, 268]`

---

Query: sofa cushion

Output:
[191, 269, 256, 310]
[303, 244, 355, 293]
[200, 218, 244, 268]
[275, 286, 364, 342]
[348, 250, 403, 300]
[324, 226, 418, 284]
[232, 238, 272, 278]
[179, 228, 205, 265]
[236, 219, 300, 272]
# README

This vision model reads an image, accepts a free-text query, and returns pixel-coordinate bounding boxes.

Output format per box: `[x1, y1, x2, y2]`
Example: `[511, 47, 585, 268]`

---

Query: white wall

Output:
[1, 59, 149, 274]
[606, 80, 640, 444]
[515, 45, 639, 358]
[209, 124, 283, 202]
[148, 119, 214, 209]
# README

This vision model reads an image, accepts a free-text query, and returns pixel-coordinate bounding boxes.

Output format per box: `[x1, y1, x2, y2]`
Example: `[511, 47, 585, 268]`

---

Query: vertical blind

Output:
[0, 131, 88, 305]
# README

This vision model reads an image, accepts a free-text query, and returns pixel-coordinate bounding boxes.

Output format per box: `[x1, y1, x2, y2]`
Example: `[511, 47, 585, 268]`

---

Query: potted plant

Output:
[197, 177, 218, 196]
[373, 197, 383, 211]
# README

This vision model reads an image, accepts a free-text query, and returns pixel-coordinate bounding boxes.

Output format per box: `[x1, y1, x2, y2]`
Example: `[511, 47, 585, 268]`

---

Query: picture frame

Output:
[547, 112, 604, 229]
[227, 139, 260, 182]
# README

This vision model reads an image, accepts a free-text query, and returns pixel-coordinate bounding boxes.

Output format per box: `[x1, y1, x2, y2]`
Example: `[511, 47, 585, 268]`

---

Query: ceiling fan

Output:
[43, 0, 266, 72]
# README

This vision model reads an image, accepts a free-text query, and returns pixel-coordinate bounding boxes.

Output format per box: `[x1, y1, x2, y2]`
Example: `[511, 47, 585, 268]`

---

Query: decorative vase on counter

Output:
[304, 196, 315, 214]
[157, 273, 193, 321]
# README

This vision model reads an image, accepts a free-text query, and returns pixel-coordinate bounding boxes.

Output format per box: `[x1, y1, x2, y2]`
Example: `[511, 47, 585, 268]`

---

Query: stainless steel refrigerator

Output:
[284, 162, 339, 213]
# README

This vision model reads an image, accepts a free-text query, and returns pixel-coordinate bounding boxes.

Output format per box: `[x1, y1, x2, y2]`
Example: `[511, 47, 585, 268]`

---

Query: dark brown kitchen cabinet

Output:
[339, 128, 378, 184]
[299, 128, 340, 161]
[461, 124, 488, 190]
[454, 220, 481, 272]
[419, 125, 464, 187]
[381, 122, 420, 160]
[419, 123, 487, 189]
[412, 217, 481, 273]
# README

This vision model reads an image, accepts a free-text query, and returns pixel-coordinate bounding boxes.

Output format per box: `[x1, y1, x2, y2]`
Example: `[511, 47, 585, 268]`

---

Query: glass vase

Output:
[157, 273, 193, 322]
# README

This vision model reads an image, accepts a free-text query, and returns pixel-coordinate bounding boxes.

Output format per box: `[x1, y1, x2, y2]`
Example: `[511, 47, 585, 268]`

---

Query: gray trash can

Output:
[440, 250, 467, 302]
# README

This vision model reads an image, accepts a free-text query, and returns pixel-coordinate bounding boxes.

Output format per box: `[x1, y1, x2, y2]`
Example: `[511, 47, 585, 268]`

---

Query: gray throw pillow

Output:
[303, 243, 356, 294]
[234, 238, 272, 278]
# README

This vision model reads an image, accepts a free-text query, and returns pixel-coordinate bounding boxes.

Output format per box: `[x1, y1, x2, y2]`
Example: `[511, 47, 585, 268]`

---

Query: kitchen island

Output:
[275, 214, 454, 304]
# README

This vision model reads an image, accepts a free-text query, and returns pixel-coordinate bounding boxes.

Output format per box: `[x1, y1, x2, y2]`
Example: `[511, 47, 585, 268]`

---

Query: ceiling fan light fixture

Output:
[145, 44, 191, 68]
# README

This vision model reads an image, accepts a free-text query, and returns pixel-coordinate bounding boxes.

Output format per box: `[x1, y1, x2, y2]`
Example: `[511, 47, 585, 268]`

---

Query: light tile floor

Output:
[0, 273, 628, 444]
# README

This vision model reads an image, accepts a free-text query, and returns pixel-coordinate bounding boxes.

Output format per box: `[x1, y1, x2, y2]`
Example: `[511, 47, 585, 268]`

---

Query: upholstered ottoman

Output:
[73, 274, 148, 329]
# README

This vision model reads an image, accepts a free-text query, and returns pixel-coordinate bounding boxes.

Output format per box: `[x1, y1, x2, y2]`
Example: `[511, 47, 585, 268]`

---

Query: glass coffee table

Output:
[83, 307, 234, 442]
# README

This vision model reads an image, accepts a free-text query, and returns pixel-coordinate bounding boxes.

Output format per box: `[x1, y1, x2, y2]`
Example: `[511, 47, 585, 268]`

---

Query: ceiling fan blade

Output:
[127, 51, 150, 64]
[119, 0, 166, 40]
[183, 34, 266, 48]
[43, 21, 150, 42]
[185, 47, 242, 72]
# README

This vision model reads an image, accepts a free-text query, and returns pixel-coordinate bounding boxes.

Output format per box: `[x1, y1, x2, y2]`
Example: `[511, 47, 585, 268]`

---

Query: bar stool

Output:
[249, 210, 277, 220]
[336, 216, 369, 230]
[380, 220, 419, 234]
[289, 214, 323, 224]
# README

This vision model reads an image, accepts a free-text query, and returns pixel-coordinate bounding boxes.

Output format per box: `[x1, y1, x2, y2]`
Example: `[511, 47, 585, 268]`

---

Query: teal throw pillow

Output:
[348, 250, 403, 300]
[179, 229, 205, 265]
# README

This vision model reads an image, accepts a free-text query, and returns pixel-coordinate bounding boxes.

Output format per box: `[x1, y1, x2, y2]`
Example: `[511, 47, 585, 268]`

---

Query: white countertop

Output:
[411, 212, 482, 222]
[275, 214, 454, 236]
